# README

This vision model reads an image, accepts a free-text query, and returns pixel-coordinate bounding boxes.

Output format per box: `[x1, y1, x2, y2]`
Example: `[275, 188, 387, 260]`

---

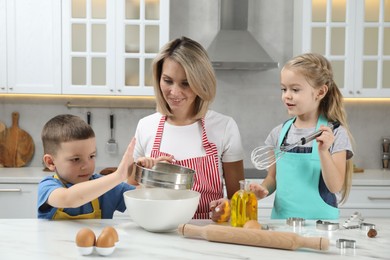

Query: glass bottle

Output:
[230, 180, 258, 227]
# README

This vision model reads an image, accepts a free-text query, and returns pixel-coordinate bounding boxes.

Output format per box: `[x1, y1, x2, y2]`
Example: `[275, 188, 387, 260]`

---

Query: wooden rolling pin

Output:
[178, 224, 329, 251]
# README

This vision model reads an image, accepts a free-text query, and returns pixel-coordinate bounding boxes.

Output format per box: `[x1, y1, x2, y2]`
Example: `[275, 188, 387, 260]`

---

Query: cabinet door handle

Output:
[368, 196, 390, 200]
[0, 188, 22, 192]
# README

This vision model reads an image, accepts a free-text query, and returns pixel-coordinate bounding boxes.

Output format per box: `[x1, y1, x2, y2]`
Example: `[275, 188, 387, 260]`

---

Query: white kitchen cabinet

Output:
[252, 171, 390, 219]
[294, 0, 390, 98]
[339, 186, 390, 217]
[257, 191, 275, 219]
[0, 0, 61, 94]
[0, 183, 38, 218]
[62, 0, 169, 96]
[0, 0, 6, 91]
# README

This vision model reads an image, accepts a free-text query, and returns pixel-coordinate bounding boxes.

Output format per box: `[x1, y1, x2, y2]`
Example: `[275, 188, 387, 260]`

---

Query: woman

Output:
[130, 36, 244, 219]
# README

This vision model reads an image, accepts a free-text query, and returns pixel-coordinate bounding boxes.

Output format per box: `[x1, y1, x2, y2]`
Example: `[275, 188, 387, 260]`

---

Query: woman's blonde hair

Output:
[152, 36, 216, 119]
[284, 53, 354, 204]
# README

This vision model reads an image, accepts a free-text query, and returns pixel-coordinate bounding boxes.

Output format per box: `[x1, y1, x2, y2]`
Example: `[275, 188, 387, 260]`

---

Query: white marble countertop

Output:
[0, 217, 388, 259]
[1, 167, 390, 186]
[350, 169, 390, 186]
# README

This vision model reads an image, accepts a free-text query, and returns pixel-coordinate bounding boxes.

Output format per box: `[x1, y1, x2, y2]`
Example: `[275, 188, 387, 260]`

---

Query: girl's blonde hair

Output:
[152, 36, 216, 119]
[284, 53, 354, 204]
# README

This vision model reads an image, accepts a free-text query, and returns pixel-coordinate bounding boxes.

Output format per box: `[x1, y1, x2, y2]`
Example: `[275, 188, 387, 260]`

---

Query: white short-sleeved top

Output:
[134, 110, 244, 177]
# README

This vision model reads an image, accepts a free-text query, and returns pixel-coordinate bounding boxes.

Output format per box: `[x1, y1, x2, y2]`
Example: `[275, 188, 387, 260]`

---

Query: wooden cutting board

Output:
[0, 120, 6, 166]
[0, 112, 35, 167]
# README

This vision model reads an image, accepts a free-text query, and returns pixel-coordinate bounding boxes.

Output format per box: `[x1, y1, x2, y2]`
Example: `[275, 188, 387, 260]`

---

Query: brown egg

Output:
[75, 228, 96, 247]
[96, 231, 116, 248]
[243, 220, 262, 229]
[102, 226, 119, 242]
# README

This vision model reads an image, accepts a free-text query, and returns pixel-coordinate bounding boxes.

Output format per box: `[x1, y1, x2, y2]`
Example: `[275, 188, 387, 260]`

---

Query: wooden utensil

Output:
[0, 120, 6, 134]
[0, 112, 35, 167]
[178, 224, 329, 251]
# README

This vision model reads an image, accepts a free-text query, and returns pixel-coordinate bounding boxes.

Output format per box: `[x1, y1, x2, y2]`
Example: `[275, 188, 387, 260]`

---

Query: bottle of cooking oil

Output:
[230, 180, 258, 227]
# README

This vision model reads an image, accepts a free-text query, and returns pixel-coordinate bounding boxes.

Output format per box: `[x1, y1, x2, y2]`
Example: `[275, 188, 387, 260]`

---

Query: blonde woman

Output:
[250, 53, 354, 219]
[131, 37, 245, 219]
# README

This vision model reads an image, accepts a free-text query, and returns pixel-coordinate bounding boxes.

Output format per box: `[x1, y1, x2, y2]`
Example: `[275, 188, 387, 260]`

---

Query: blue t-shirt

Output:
[37, 174, 135, 219]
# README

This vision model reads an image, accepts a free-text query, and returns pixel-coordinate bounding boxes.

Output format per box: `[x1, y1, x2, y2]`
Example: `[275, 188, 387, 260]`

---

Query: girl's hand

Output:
[209, 198, 230, 223]
[316, 125, 335, 152]
[249, 183, 269, 199]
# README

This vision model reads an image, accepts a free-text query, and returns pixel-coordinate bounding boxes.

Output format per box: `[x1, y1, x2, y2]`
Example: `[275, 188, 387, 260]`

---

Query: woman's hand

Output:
[209, 198, 230, 223]
[249, 183, 269, 199]
[137, 155, 175, 169]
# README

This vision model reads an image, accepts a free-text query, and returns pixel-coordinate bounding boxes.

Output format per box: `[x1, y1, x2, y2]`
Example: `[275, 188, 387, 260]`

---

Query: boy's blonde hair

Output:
[152, 36, 216, 120]
[283, 53, 354, 204]
[41, 114, 95, 155]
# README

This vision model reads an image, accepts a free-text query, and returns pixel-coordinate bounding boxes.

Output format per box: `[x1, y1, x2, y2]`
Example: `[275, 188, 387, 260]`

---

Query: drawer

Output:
[0, 183, 38, 218]
[341, 186, 390, 209]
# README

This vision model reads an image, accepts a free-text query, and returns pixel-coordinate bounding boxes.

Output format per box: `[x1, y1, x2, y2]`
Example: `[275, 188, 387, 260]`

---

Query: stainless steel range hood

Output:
[207, 0, 278, 70]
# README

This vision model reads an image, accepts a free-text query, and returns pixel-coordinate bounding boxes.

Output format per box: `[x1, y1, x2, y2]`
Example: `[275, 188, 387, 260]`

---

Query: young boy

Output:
[38, 114, 138, 219]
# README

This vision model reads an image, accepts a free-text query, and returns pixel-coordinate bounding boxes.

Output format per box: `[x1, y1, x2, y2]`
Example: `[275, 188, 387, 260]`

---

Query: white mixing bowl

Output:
[123, 188, 200, 232]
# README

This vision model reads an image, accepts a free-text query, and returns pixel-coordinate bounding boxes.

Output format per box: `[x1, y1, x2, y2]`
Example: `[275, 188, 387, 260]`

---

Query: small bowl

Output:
[77, 246, 94, 256]
[95, 246, 115, 256]
[123, 188, 200, 232]
[134, 162, 195, 190]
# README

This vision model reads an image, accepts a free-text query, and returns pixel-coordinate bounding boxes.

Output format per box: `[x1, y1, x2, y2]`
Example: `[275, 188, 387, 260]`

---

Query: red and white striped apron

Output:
[150, 116, 223, 219]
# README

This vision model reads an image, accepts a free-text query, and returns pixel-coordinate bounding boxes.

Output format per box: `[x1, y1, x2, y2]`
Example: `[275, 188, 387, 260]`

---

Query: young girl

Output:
[250, 53, 354, 220]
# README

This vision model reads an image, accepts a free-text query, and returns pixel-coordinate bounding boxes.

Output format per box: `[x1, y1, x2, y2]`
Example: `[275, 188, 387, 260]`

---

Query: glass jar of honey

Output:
[230, 180, 258, 227]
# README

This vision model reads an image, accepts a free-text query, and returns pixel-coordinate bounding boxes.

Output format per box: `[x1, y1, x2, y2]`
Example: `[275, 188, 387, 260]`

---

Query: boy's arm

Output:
[47, 138, 135, 208]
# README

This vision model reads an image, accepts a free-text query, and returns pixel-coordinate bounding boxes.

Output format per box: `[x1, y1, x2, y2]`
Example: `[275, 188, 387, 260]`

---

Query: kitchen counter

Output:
[349, 169, 390, 186]
[0, 167, 389, 185]
[0, 217, 388, 259]
[0, 167, 51, 183]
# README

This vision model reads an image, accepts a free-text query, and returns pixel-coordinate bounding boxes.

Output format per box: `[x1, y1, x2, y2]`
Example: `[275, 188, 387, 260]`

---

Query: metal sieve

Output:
[134, 162, 195, 190]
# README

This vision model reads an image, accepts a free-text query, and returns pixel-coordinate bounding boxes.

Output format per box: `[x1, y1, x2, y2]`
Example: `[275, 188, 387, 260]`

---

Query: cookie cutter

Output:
[336, 239, 356, 249]
[342, 212, 364, 229]
[360, 222, 376, 231]
[286, 217, 305, 227]
[316, 220, 340, 231]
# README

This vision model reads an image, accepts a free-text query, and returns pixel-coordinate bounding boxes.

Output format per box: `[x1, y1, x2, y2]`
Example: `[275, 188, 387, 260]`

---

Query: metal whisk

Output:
[251, 121, 340, 170]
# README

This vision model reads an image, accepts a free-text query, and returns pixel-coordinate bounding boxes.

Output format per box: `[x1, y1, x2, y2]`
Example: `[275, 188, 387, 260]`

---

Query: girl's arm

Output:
[250, 164, 276, 199]
[317, 125, 346, 193]
[319, 151, 346, 193]
[48, 139, 136, 208]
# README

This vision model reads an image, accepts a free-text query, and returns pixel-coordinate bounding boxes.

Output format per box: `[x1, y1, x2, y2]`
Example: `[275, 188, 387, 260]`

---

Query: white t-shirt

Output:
[134, 110, 244, 177]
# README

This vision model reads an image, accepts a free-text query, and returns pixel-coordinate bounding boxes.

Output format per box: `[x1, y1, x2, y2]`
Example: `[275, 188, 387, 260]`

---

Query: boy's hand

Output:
[249, 183, 269, 199]
[116, 137, 136, 180]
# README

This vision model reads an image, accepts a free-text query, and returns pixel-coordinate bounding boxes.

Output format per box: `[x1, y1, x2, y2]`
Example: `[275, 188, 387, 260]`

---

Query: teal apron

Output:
[271, 115, 339, 220]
